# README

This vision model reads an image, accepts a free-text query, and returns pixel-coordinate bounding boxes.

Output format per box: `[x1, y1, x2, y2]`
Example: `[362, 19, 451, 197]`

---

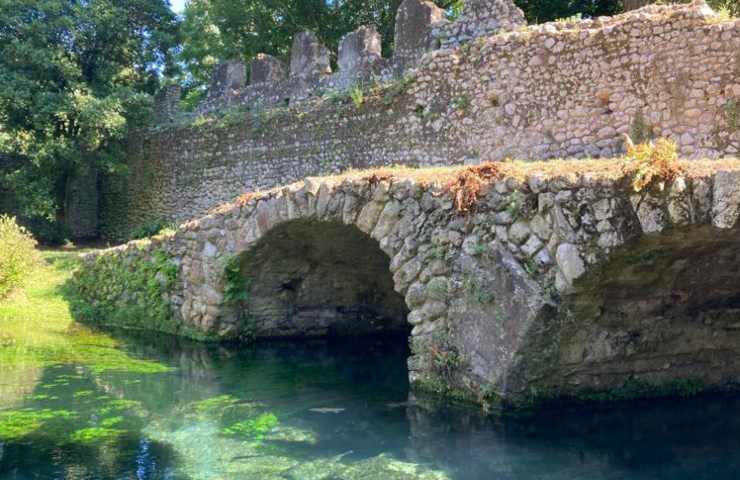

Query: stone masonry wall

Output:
[77, 160, 740, 406]
[102, 2, 740, 239]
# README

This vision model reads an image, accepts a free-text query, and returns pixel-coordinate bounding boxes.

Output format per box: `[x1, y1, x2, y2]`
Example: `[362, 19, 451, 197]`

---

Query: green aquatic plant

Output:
[0, 409, 75, 440]
[70, 426, 126, 444]
[0, 250, 172, 375]
[99, 399, 146, 418]
[100, 416, 125, 428]
[222, 413, 278, 441]
[191, 394, 241, 415]
[186, 394, 264, 423]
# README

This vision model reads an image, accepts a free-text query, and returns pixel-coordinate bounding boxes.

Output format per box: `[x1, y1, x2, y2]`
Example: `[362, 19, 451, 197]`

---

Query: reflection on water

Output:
[2, 332, 740, 479]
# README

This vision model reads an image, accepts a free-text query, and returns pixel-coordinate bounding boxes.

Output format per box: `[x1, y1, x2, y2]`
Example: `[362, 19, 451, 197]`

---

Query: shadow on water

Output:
[3, 329, 740, 479]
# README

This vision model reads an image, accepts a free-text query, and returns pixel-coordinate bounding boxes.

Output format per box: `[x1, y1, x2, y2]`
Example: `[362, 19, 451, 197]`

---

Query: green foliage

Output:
[724, 98, 740, 131]
[411, 330, 465, 400]
[70, 426, 125, 444]
[67, 247, 186, 338]
[350, 87, 365, 108]
[0, 215, 41, 298]
[177, 0, 457, 93]
[515, 0, 621, 24]
[130, 220, 177, 241]
[0, 409, 75, 441]
[0, 249, 172, 374]
[463, 275, 495, 304]
[222, 412, 278, 441]
[452, 95, 470, 111]
[223, 255, 251, 305]
[554, 12, 583, 23]
[710, 0, 739, 18]
[0, 0, 179, 240]
[222, 254, 256, 342]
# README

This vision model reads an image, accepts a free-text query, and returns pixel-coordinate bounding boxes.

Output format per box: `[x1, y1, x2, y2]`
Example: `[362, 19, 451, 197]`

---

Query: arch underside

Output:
[235, 220, 410, 338]
[550, 225, 740, 394]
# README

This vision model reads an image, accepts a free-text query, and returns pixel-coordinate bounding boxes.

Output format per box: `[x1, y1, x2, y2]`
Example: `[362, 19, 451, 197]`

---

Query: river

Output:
[2, 331, 740, 479]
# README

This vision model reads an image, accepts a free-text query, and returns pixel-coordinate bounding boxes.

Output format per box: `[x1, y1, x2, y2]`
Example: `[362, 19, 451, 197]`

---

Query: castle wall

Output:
[101, 3, 740, 239]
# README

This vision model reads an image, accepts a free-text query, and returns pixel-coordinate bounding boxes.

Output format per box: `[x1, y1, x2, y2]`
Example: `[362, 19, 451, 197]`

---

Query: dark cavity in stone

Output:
[237, 220, 410, 339]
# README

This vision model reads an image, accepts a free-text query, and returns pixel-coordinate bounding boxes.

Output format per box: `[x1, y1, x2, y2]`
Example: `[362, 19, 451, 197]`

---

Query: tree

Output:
[176, 0, 463, 106]
[0, 0, 179, 242]
[515, 0, 622, 23]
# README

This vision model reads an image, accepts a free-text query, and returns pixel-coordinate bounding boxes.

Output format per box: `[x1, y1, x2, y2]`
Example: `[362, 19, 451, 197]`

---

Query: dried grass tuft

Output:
[445, 163, 502, 213]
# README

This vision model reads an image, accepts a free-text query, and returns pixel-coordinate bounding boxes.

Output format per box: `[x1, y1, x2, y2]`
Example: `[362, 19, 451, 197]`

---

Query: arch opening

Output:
[553, 225, 740, 392]
[235, 220, 410, 339]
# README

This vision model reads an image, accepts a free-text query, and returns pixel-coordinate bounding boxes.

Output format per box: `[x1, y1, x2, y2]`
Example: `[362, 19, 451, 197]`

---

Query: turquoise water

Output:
[2, 333, 740, 479]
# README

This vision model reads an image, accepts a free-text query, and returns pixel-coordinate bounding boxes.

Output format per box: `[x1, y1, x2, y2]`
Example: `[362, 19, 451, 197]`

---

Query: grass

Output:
[0, 249, 171, 376]
[220, 157, 740, 213]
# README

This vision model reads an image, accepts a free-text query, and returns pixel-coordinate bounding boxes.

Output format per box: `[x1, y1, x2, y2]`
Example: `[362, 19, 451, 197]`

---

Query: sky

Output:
[170, 0, 186, 14]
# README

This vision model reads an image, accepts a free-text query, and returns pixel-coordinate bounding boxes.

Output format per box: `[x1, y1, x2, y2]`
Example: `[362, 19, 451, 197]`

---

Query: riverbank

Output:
[0, 249, 171, 410]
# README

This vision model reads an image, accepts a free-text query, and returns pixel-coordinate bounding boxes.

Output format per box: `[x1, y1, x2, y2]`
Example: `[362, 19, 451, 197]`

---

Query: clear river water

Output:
[2, 332, 740, 480]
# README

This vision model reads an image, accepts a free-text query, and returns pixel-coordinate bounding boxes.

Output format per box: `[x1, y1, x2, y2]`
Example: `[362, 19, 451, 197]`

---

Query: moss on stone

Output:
[67, 247, 214, 341]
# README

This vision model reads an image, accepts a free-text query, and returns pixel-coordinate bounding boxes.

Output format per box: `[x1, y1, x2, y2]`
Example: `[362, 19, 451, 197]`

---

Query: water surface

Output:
[2, 333, 740, 480]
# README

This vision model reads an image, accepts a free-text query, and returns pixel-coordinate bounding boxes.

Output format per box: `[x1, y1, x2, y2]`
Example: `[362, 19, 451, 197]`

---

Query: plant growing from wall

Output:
[445, 163, 501, 213]
[452, 95, 470, 112]
[724, 98, 739, 131]
[221, 254, 255, 342]
[463, 275, 495, 304]
[621, 135, 683, 193]
[412, 329, 464, 386]
[349, 87, 365, 109]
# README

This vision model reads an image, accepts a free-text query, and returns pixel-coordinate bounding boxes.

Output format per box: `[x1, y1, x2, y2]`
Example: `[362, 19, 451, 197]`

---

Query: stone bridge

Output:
[73, 161, 740, 406]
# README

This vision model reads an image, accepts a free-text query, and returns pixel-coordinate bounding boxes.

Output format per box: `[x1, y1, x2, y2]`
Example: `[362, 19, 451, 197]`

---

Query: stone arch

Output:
[181, 178, 442, 342]
[545, 223, 740, 396]
[227, 219, 410, 338]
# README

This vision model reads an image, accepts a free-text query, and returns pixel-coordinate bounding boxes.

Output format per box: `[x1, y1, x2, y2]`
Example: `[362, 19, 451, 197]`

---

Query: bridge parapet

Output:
[74, 160, 740, 406]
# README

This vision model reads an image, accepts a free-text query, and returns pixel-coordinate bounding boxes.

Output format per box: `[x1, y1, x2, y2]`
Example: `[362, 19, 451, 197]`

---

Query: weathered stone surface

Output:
[207, 61, 247, 99]
[555, 243, 585, 286]
[433, 0, 526, 48]
[712, 171, 740, 229]
[393, 0, 445, 72]
[250, 54, 287, 84]
[290, 31, 332, 78]
[338, 26, 382, 73]
[110, 3, 740, 239]
[78, 163, 740, 409]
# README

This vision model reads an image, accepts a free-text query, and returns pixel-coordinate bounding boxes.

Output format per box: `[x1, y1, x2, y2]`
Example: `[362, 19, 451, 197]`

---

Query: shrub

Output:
[622, 135, 683, 193]
[349, 87, 364, 108]
[0, 215, 41, 298]
[129, 220, 176, 241]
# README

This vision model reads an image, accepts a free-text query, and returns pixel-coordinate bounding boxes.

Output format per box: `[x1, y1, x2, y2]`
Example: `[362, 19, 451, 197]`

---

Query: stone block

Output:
[290, 31, 332, 78]
[712, 171, 740, 229]
[338, 26, 382, 73]
[393, 0, 445, 72]
[250, 54, 287, 84]
[207, 61, 247, 99]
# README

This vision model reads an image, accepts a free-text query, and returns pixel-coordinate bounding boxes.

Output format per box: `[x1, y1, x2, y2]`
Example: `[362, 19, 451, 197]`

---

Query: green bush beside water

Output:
[0, 215, 41, 298]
